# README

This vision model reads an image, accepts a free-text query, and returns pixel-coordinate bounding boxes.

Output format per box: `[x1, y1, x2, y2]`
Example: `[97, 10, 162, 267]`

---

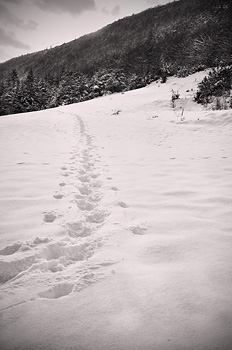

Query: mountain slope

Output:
[1, 72, 232, 350]
[0, 0, 231, 81]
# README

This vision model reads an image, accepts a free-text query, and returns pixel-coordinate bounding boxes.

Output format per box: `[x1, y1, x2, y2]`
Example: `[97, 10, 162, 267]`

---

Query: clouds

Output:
[34, 0, 96, 16]
[0, 0, 97, 61]
[146, 0, 172, 6]
[0, 28, 30, 49]
[0, 2, 38, 31]
[0, 47, 9, 61]
[1, 0, 24, 4]
[0, 0, 34, 57]
[102, 5, 121, 16]
[111, 5, 120, 16]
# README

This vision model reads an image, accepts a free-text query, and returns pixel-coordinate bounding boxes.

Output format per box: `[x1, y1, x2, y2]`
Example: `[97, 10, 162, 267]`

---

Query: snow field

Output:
[0, 110, 118, 308]
[0, 71, 232, 350]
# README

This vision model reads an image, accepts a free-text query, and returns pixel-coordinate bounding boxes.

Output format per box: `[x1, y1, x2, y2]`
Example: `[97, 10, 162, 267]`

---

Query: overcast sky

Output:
[0, 0, 172, 63]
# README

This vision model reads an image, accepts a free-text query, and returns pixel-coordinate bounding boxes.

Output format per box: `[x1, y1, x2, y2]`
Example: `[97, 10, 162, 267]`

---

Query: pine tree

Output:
[8, 68, 20, 89]
[0, 69, 23, 115]
[21, 68, 40, 111]
[37, 79, 51, 109]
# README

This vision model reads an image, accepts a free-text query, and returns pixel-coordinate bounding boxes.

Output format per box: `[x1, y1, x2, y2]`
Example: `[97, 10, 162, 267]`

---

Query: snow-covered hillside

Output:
[1, 71, 232, 350]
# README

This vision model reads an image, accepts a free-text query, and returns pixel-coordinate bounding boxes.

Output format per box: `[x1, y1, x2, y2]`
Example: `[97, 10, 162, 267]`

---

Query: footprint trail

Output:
[0, 115, 118, 308]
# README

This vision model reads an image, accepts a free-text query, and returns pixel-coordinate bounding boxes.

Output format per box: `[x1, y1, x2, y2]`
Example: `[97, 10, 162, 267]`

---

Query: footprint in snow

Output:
[86, 210, 109, 224]
[0, 255, 37, 284]
[92, 181, 102, 188]
[78, 169, 87, 175]
[53, 194, 64, 200]
[43, 212, 56, 223]
[0, 237, 51, 257]
[118, 201, 129, 208]
[78, 185, 92, 196]
[40, 241, 94, 262]
[38, 282, 74, 299]
[67, 220, 92, 238]
[129, 226, 147, 235]
[78, 175, 90, 183]
[0, 242, 22, 256]
[90, 173, 100, 179]
[76, 199, 95, 211]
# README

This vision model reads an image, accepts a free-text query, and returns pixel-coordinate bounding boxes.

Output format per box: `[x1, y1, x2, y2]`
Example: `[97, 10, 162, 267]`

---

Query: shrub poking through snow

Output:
[171, 89, 180, 108]
[112, 109, 121, 116]
[194, 66, 232, 109]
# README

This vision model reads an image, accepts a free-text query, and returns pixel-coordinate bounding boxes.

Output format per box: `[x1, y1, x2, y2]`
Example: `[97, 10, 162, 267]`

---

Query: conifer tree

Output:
[21, 68, 40, 111]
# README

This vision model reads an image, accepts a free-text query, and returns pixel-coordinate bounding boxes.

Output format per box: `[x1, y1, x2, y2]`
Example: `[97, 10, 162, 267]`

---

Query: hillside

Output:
[0, 0, 232, 115]
[0, 0, 232, 80]
[1, 71, 232, 350]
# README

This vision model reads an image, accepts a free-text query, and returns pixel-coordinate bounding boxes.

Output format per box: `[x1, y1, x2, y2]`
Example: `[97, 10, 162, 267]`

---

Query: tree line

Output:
[0, 0, 231, 115]
[1, 63, 231, 116]
[0, 67, 158, 116]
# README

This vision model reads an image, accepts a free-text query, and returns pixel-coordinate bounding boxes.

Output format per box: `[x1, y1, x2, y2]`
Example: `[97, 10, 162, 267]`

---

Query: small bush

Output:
[171, 89, 180, 108]
[194, 66, 232, 108]
[112, 109, 121, 116]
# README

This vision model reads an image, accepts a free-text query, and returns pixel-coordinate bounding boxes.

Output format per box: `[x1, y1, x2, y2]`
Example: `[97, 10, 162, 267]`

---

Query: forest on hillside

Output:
[0, 0, 232, 116]
[0, 67, 153, 115]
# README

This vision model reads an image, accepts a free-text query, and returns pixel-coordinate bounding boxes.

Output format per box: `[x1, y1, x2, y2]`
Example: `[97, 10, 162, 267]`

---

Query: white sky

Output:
[0, 0, 172, 63]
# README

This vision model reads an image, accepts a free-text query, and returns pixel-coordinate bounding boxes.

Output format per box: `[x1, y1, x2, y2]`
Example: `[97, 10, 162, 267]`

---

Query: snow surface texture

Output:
[0, 72, 232, 350]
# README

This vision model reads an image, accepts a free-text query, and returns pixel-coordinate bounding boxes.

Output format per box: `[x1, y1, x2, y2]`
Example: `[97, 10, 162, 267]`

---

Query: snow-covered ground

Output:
[1, 71, 232, 350]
